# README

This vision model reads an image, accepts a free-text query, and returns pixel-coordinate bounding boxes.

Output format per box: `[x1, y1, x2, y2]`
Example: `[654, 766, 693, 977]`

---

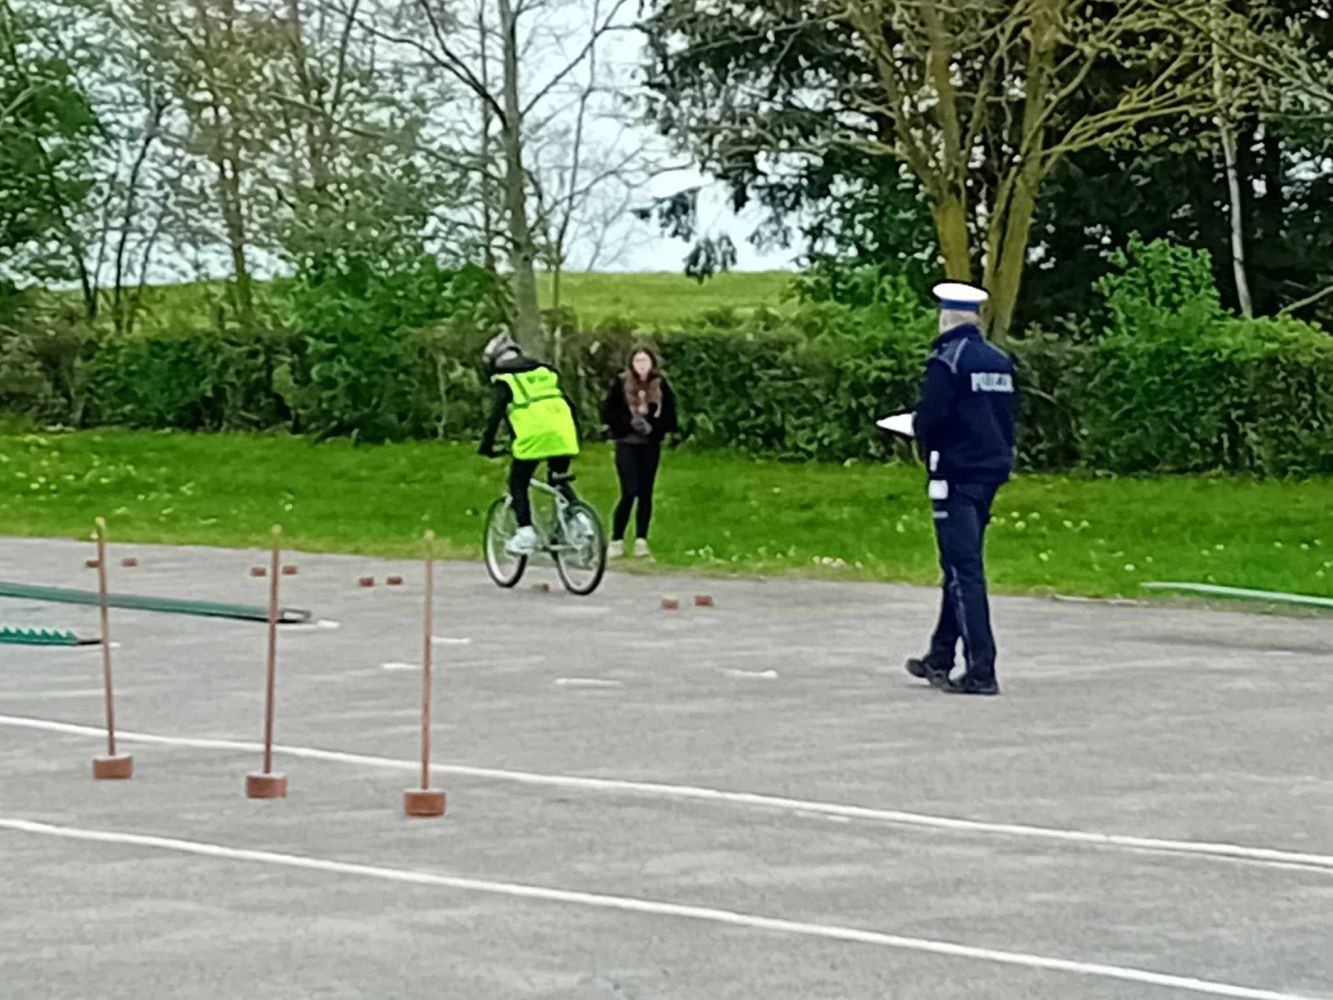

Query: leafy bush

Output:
[5, 242, 1330, 477]
[1096, 234, 1223, 335]
[283, 251, 506, 442]
[0, 290, 96, 425]
[89, 329, 291, 431]
[1079, 237, 1333, 475]
[1083, 314, 1333, 475]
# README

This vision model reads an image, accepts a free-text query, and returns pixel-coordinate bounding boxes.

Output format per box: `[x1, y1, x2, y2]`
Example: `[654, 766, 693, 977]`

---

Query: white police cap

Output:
[932, 281, 990, 312]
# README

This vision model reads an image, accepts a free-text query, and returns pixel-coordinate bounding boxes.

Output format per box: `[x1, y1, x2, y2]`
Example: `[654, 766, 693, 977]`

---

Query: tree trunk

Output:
[985, 165, 1042, 343]
[1220, 121, 1254, 318]
[498, 0, 542, 354]
[478, 5, 497, 271]
[930, 191, 972, 280]
[217, 152, 255, 329]
[112, 101, 163, 334]
[984, 1, 1057, 341]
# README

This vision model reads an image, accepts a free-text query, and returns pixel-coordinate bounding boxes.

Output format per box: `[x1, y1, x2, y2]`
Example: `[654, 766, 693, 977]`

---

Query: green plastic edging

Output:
[0, 581, 312, 624]
[1142, 582, 1333, 610]
[0, 626, 84, 647]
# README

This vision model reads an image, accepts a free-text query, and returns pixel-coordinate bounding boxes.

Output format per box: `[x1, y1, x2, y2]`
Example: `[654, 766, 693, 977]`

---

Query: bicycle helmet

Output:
[482, 331, 521, 371]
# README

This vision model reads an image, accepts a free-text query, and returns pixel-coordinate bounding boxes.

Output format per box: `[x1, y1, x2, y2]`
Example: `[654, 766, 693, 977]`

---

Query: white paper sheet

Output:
[875, 412, 916, 438]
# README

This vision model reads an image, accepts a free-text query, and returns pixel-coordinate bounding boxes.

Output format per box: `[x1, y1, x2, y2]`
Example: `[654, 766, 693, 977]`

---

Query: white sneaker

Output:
[607, 540, 625, 559]
[634, 538, 652, 559]
[505, 526, 538, 555]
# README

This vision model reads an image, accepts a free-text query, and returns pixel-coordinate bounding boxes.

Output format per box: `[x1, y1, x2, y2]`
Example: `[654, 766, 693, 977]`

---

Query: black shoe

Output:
[941, 672, 1000, 696]
[905, 657, 951, 686]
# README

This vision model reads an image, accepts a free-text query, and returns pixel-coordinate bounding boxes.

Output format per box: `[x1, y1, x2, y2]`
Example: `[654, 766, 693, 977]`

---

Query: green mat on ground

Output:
[0, 626, 92, 647]
[0, 581, 311, 624]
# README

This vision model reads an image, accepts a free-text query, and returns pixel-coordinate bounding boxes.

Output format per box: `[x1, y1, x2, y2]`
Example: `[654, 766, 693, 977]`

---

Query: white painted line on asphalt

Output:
[284, 620, 343, 633]
[379, 662, 418, 672]
[431, 636, 472, 645]
[3, 714, 1331, 876]
[554, 678, 624, 688]
[720, 668, 779, 679]
[0, 817, 1318, 1000]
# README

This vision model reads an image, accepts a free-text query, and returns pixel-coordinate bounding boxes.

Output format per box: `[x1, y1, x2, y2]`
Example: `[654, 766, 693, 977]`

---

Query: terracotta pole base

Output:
[404, 788, 446, 817]
[93, 755, 133, 780]
[246, 772, 288, 799]
[694, 595, 715, 608]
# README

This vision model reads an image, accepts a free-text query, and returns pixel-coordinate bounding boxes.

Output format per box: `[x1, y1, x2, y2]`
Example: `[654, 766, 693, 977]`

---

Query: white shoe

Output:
[634, 538, 652, 559]
[505, 526, 538, 555]
[607, 540, 625, 559]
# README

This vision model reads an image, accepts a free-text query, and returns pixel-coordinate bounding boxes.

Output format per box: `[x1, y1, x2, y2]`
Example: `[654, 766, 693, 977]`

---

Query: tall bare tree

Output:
[123, 0, 289, 330]
[343, 0, 637, 353]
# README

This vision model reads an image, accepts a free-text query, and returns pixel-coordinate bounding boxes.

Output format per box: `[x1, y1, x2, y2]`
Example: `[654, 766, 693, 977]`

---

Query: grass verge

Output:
[0, 428, 1329, 601]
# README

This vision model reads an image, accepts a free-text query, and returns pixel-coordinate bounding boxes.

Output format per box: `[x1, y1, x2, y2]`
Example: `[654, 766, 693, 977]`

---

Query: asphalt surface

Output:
[1, 537, 1330, 1000]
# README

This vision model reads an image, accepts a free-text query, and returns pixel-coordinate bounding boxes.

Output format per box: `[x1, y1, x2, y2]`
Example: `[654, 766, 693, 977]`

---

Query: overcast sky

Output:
[520, 2, 804, 274]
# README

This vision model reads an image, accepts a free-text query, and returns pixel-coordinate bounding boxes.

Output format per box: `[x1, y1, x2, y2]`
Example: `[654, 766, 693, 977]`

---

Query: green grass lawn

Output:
[0, 428, 1329, 601]
[538, 271, 795, 329]
[49, 272, 795, 336]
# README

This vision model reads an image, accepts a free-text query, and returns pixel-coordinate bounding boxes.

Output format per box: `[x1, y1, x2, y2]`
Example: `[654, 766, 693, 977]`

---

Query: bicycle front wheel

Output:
[484, 498, 527, 588]
[554, 501, 607, 596]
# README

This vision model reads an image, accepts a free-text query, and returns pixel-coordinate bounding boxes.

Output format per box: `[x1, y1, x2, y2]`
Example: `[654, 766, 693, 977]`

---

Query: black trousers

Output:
[612, 441, 662, 542]
[926, 482, 1000, 682]
[508, 455, 574, 528]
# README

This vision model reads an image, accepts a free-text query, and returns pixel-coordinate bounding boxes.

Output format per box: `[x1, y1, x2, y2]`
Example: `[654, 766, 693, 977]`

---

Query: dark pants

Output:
[612, 441, 662, 542]
[927, 482, 1000, 682]
[509, 456, 574, 528]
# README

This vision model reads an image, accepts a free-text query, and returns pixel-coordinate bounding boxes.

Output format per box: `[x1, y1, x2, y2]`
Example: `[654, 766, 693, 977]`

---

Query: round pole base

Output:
[246, 772, 288, 799]
[93, 754, 133, 780]
[404, 788, 446, 817]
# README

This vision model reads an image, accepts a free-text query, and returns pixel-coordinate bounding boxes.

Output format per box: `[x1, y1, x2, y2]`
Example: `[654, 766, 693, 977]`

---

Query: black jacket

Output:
[478, 356, 579, 457]
[600, 374, 678, 443]
[913, 324, 1017, 485]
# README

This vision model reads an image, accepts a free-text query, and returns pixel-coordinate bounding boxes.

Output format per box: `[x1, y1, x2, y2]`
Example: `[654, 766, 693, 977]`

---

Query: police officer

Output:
[904, 283, 1017, 696]
[478, 332, 581, 555]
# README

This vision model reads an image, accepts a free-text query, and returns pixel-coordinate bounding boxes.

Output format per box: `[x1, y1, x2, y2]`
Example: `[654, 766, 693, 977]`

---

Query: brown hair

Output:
[622, 346, 663, 412]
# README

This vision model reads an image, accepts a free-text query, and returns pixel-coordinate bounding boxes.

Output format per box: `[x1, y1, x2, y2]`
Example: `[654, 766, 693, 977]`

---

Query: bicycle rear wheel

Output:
[484, 498, 527, 588]
[554, 501, 607, 596]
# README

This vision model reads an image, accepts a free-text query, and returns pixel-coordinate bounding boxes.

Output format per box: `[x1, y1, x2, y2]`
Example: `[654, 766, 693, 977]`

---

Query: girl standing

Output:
[601, 347, 678, 558]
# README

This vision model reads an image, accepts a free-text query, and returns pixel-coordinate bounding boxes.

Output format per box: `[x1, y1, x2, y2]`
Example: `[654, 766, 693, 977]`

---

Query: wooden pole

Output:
[246, 525, 287, 798]
[96, 519, 115, 756]
[263, 525, 280, 774]
[92, 518, 132, 779]
[404, 530, 446, 817]
[420, 531, 434, 791]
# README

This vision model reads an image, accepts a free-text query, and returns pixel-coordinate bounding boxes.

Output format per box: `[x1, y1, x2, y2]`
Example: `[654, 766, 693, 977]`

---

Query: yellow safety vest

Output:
[492, 367, 580, 460]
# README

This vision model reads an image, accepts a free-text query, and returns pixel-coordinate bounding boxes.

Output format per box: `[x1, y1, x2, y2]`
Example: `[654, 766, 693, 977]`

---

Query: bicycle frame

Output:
[511, 480, 581, 554]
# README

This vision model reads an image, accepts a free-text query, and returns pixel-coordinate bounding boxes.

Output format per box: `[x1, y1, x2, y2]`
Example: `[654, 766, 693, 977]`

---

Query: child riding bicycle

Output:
[478, 332, 581, 555]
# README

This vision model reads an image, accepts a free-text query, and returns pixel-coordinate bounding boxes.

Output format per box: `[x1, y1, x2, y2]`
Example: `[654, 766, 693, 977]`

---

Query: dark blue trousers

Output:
[927, 483, 1000, 682]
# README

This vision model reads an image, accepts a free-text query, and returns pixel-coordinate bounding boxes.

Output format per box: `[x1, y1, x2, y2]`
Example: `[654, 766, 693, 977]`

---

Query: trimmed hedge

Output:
[1082, 315, 1333, 476]
[5, 307, 1331, 477]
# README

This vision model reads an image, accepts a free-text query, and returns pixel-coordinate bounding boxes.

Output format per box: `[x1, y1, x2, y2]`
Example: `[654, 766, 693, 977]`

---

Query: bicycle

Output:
[483, 473, 608, 596]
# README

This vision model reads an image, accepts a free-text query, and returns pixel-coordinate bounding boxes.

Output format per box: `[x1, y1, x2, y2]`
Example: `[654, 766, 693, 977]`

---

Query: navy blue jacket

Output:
[913, 324, 1017, 485]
